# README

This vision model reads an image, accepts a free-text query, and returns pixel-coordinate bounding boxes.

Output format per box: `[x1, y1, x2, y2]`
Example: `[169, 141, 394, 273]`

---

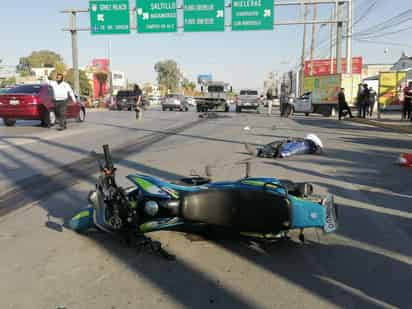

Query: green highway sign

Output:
[137, 0, 177, 33]
[232, 0, 273, 31]
[90, 0, 130, 35]
[184, 0, 225, 32]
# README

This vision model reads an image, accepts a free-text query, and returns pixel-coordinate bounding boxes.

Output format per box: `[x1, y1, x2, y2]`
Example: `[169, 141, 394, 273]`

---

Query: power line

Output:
[354, 25, 412, 39]
[354, 38, 412, 48]
[353, 8, 412, 37]
[353, 0, 380, 26]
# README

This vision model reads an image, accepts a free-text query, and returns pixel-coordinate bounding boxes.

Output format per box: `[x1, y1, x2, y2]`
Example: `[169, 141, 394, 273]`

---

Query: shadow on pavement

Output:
[1, 113, 411, 308]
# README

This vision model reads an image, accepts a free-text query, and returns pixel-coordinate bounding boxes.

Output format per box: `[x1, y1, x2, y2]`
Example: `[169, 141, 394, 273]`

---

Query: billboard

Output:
[197, 74, 213, 85]
[92, 59, 110, 98]
[379, 71, 407, 110]
[304, 57, 363, 76]
[303, 74, 341, 104]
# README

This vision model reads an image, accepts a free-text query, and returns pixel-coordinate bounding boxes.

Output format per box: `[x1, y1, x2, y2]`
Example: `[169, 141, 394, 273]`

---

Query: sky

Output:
[1, 0, 412, 90]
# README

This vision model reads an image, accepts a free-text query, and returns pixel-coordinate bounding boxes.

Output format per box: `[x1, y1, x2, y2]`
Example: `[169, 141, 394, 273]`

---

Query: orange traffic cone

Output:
[399, 153, 412, 167]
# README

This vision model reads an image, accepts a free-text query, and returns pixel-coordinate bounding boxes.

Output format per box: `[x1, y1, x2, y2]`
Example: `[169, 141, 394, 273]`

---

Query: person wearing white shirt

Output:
[45, 73, 76, 130]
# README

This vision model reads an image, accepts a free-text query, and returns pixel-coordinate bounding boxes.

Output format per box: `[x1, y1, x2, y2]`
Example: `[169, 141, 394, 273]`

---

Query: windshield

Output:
[116, 91, 134, 97]
[240, 90, 258, 95]
[166, 94, 183, 98]
[6, 85, 42, 94]
[208, 86, 224, 93]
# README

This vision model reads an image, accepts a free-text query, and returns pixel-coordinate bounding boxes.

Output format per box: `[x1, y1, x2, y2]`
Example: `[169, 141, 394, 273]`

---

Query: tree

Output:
[142, 82, 153, 95]
[154, 60, 181, 93]
[181, 78, 196, 96]
[17, 50, 64, 75]
[65, 69, 92, 96]
[48, 62, 68, 80]
[95, 72, 108, 97]
[0, 77, 16, 88]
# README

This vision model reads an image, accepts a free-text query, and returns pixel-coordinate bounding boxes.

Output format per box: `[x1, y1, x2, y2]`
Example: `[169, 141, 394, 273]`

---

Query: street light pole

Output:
[346, 0, 353, 74]
[300, 4, 309, 96]
[108, 40, 113, 96]
[330, 4, 335, 74]
[335, 2, 343, 74]
[309, 4, 318, 76]
[70, 11, 80, 95]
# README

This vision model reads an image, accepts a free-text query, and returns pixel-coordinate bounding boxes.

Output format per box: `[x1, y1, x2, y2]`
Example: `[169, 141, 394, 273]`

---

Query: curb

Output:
[348, 118, 412, 134]
[85, 108, 109, 112]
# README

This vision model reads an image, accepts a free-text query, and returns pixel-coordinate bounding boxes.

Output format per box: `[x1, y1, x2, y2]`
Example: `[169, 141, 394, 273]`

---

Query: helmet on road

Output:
[305, 134, 323, 149]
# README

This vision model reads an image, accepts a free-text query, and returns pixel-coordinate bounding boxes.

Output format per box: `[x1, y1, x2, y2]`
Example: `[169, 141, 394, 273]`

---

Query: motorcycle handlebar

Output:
[102, 144, 114, 170]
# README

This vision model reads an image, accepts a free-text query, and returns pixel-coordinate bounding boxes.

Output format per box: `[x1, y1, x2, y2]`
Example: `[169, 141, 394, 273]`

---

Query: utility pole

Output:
[330, 5, 335, 74]
[108, 40, 113, 96]
[70, 11, 80, 95]
[335, 2, 343, 74]
[309, 4, 318, 76]
[346, 0, 353, 74]
[300, 4, 309, 96]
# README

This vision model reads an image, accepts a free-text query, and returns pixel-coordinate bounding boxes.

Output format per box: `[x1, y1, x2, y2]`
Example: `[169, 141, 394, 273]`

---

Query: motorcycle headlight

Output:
[144, 201, 159, 216]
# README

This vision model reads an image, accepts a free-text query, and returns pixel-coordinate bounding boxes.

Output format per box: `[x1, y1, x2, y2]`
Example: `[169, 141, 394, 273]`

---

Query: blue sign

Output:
[197, 74, 213, 84]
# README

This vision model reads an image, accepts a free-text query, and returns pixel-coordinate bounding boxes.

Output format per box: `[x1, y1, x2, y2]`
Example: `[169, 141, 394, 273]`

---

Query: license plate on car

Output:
[9, 100, 20, 105]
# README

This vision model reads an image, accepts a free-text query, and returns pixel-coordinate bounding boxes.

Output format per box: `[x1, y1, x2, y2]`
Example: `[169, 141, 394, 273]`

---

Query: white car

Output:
[149, 96, 162, 105]
[291, 92, 313, 116]
[185, 96, 196, 106]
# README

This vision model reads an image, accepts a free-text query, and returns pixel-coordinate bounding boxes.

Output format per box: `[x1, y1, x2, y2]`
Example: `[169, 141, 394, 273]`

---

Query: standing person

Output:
[368, 87, 377, 118]
[360, 84, 370, 118]
[266, 88, 273, 116]
[356, 83, 363, 117]
[133, 84, 143, 120]
[402, 81, 412, 121]
[45, 73, 76, 131]
[338, 88, 353, 120]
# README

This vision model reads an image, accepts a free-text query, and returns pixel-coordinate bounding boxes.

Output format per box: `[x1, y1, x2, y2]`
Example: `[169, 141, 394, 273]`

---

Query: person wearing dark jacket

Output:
[133, 84, 143, 120]
[338, 88, 353, 120]
[368, 87, 377, 118]
[356, 83, 363, 117]
[360, 84, 370, 118]
[403, 82, 412, 121]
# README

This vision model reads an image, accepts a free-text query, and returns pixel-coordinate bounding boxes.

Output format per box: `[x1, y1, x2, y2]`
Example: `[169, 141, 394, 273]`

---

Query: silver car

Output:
[236, 89, 262, 113]
[161, 94, 189, 112]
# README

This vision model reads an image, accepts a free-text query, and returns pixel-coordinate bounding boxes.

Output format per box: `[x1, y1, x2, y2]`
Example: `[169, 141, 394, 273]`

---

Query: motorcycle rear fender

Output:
[290, 195, 326, 229]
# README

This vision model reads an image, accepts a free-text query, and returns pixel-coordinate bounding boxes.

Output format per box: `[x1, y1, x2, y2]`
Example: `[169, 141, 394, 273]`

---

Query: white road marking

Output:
[0, 127, 99, 149]
[315, 275, 397, 309]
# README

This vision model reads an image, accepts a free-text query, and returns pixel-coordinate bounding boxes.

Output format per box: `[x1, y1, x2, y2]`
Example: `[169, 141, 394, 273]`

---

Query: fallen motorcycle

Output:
[70, 145, 338, 255]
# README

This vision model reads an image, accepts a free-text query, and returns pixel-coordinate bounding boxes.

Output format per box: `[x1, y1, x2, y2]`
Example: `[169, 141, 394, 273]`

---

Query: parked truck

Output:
[196, 81, 230, 112]
[292, 74, 361, 117]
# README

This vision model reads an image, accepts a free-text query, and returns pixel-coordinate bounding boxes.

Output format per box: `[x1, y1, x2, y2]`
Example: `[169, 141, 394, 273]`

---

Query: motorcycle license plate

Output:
[10, 100, 20, 105]
[323, 194, 338, 233]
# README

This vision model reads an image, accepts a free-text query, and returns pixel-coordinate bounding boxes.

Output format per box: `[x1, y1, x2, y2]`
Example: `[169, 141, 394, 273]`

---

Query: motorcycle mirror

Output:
[245, 161, 251, 178]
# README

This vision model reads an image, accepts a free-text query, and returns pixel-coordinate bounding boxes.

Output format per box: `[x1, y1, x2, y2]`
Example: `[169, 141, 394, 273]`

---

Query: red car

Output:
[0, 84, 86, 127]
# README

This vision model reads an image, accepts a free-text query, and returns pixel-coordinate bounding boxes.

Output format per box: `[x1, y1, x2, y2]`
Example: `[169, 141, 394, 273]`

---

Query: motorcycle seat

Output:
[181, 188, 292, 233]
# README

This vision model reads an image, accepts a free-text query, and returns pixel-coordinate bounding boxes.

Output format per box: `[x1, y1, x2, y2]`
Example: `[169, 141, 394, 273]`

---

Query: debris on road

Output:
[246, 134, 324, 158]
[399, 153, 412, 167]
[198, 112, 219, 119]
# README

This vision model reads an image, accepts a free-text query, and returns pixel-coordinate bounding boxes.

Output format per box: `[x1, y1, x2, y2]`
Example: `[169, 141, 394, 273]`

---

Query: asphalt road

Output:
[0, 107, 411, 309]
